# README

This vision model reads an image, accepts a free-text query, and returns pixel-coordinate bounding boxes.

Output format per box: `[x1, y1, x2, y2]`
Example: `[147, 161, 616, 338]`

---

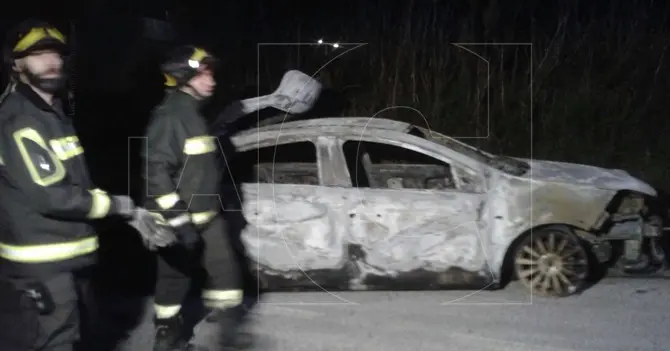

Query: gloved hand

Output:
[110, 195, 135, 219]
[128, 208, 178, 250]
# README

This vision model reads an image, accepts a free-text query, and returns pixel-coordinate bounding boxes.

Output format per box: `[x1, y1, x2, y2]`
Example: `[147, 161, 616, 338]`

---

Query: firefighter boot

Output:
[153, 313, 189, 351]
[206, 305, 255, 350]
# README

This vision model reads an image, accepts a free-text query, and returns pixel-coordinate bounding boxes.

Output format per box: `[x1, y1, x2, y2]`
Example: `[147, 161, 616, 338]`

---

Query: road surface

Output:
[102, 278, 669, 351]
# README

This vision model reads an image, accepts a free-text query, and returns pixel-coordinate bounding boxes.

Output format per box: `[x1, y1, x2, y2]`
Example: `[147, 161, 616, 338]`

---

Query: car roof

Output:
[230, 116, 499, 170]
[234, 117, 413, 138]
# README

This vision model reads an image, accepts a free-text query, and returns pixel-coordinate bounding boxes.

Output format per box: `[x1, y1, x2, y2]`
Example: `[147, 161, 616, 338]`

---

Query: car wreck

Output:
[216, 116, 669, 298]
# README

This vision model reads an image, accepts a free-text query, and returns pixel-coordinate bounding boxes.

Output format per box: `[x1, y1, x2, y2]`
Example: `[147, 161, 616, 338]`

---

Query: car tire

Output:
[513, 226, 591, 297]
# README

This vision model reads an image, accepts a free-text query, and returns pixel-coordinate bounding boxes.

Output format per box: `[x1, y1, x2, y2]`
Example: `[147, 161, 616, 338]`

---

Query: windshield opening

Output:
[410, 126, 530, 176]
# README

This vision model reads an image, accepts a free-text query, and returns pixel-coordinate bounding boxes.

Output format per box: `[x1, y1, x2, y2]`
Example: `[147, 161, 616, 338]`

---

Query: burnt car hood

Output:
[514, 158, 656, 196]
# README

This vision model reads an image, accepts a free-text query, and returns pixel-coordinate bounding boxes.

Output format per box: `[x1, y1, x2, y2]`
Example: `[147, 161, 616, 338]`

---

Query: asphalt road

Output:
[109, 278, 669, 351]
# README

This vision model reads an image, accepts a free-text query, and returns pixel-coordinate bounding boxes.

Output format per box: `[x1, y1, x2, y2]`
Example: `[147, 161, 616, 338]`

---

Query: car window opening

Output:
[342, 140, 456, 190]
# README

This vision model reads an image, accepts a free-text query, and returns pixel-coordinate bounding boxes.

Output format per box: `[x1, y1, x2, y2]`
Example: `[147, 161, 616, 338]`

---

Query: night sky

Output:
[2, 0, 669, 194]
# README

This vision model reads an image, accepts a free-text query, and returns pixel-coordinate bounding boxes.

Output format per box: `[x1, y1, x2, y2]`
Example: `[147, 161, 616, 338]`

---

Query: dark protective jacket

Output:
[0, 83, 122, 277]
[142, 90, 221, 229]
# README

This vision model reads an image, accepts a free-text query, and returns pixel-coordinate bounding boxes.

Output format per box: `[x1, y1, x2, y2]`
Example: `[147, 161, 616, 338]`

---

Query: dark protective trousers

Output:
[0, 268, 95, 351]
[154, 215, 242, 312]
[222, 204, 264, 310]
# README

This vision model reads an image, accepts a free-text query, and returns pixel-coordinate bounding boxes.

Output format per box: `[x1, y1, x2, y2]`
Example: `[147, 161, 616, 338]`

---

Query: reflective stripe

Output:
[87, 188, 111, 219]
[154, 304, 181, 319]
[190, 48, 209, 62]
[50, 136, 84, 161]
[156, 192, 180, 210]
[55, 146, 84, 160]
[202, 289, 243, 308]
[13, 127, 66, 187]
[167, 213, 191, 227]
[183, 136, 216, 155]
[192, 210, 217, 225]
[148, 210, 216, 227]
[0, 236, 98, 263]
[163, 73, 177, 87]
[13, 27, 66, 53]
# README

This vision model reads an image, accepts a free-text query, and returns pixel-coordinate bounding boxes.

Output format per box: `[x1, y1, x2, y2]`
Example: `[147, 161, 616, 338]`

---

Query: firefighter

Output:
[0, 19, 171, 350]
[142, 45, 245, 350]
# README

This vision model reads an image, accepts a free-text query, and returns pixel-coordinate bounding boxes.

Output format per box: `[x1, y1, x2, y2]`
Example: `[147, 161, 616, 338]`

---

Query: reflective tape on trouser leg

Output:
[202, 289, 243, 309]
[154, 304, 182, 319]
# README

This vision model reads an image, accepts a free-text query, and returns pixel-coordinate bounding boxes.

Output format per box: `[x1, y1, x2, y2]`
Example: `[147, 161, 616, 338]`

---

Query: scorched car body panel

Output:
[226, 117, 663, 292]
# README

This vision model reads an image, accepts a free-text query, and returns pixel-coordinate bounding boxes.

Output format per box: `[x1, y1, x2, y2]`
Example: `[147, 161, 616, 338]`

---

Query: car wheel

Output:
[513, 226, 590, 297]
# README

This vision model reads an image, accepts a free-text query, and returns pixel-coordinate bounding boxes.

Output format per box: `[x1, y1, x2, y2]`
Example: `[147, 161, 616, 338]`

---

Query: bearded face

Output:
[14, 50, 67, 94]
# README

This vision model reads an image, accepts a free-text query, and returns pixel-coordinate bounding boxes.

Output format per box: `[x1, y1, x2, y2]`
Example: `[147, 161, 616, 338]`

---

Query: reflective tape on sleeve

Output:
[191, 210, 217, 225]
[183, 136, 216, 155]
[167, 213, 191, 227]
[164, 211, 215, 227]
[87, 188, 111, 219]
[0, 236, 98, 263]
[156, 192, 180, 210]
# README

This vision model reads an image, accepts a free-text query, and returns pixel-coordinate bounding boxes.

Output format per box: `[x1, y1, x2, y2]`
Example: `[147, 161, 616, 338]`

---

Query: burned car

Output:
[224, 117, 667, 297]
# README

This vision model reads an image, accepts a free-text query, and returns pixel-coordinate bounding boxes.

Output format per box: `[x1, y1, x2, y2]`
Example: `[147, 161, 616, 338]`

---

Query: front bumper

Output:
[604, 215, 661, 240]
[602, 215, 664, 262]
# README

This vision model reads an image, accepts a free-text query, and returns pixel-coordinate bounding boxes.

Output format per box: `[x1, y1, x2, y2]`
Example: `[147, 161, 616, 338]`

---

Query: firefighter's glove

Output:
[110, 195, 135, 219]
[129, 208, 178, 251]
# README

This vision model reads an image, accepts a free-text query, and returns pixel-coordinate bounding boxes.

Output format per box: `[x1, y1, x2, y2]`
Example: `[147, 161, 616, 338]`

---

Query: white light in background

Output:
[317, 39, 323, 44]
[332, 43, 339, 48]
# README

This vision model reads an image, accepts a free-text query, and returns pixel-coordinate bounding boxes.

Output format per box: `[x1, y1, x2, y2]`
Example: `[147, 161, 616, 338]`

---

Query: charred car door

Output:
[233, 137, 347, 286]
[337, 136, 492, 288]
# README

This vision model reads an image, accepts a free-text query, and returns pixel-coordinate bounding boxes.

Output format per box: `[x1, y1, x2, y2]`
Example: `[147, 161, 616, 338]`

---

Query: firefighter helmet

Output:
[161, 45, 217, 88]
[3, 20, 67, 64]
[1, 20, 69, 95]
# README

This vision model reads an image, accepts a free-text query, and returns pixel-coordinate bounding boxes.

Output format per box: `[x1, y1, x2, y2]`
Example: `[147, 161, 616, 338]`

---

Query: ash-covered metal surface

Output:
[221, 118, 660, 290]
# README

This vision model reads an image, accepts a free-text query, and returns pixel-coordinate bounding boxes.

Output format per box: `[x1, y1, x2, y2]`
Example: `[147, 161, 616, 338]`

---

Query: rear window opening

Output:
[231, 141, 319, 185]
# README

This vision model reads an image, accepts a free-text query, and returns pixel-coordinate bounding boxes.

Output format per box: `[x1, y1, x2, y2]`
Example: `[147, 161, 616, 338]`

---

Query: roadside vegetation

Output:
[251, 0, 669, 192]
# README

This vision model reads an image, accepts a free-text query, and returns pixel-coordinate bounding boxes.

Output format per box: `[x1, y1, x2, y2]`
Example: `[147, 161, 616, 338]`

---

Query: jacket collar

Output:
[15, 82, 63, 115]
[173, 89, 202, 106]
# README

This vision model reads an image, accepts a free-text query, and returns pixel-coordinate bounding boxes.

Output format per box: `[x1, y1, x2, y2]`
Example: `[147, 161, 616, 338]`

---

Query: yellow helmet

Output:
[160, 45, 217, 87]
[4, 20, 67, 62]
